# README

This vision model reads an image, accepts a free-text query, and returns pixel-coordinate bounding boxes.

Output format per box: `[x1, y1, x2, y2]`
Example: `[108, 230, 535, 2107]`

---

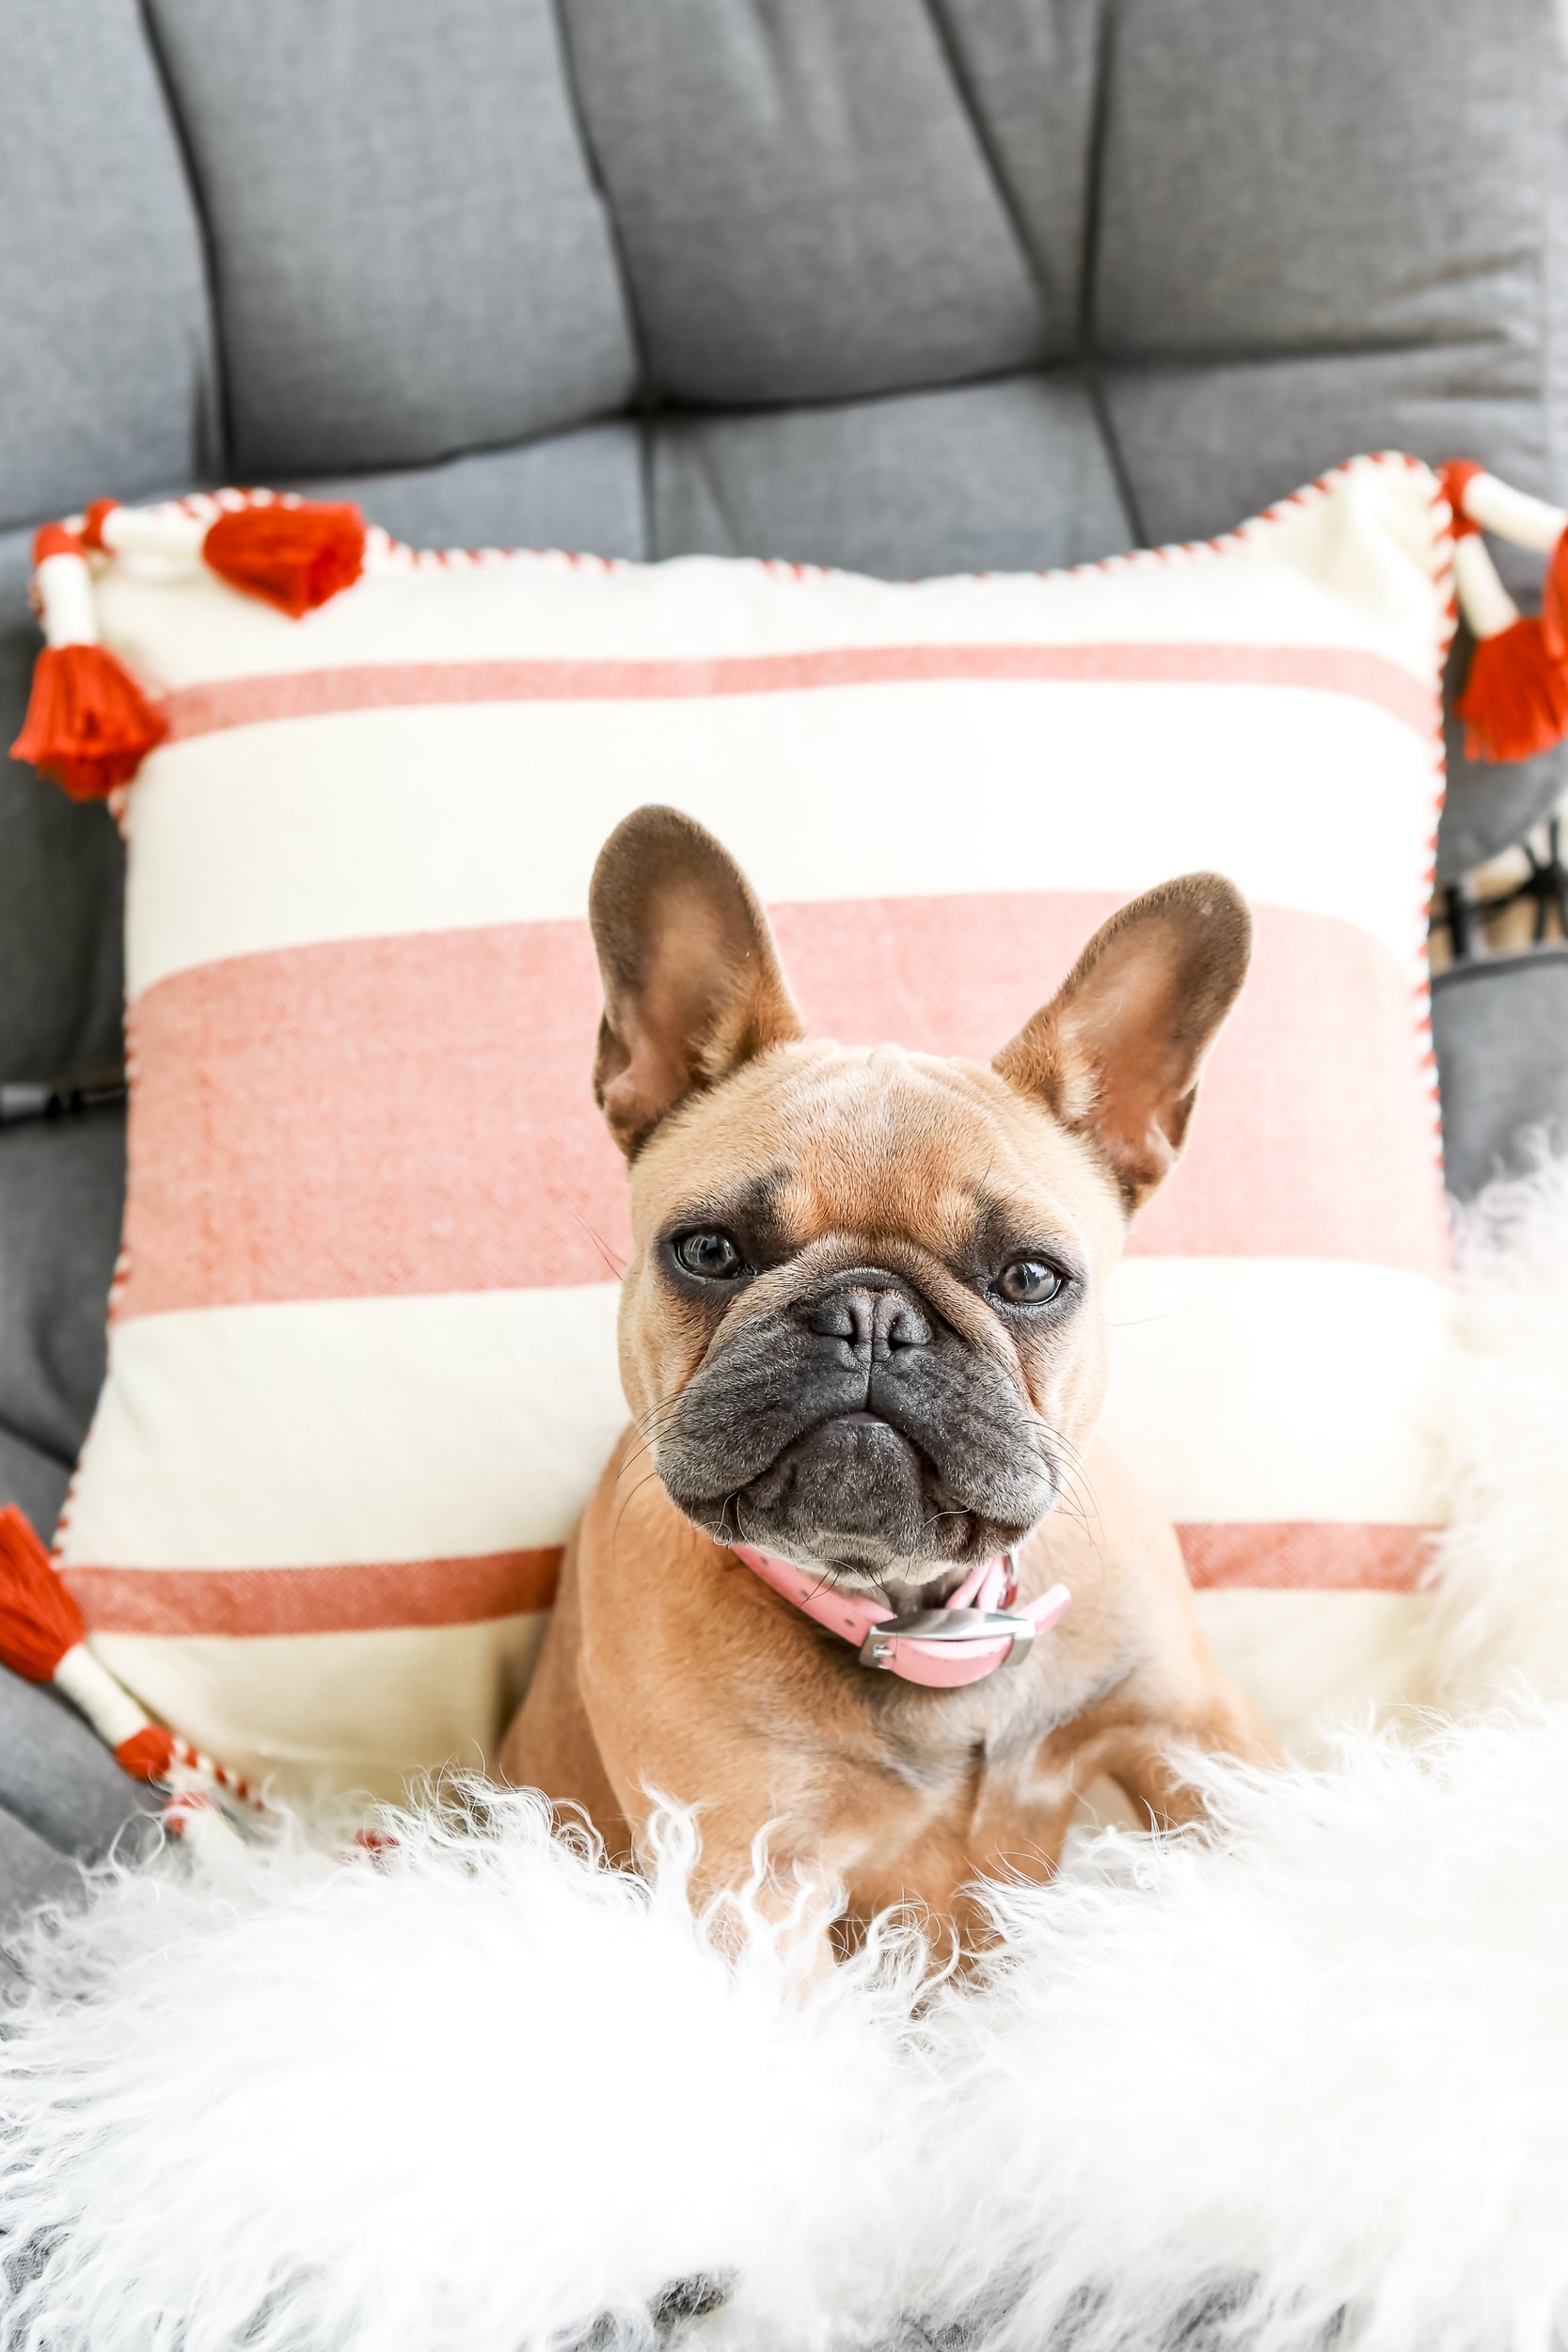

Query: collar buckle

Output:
[858, 1606, 1037, 1671]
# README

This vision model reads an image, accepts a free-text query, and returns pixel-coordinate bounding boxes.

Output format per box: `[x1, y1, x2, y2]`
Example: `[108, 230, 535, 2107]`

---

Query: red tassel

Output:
[9, 643, 168, 798]
[114, 1725, 177, 1782]
[1456, 617, 1568, 762]
[1439, 459, 1484, 538]
[202, 501, 366, 616]
[1542, 531, 1568, 664]
[80, 497, 120, 554]
[0, 1506, 86, 1682]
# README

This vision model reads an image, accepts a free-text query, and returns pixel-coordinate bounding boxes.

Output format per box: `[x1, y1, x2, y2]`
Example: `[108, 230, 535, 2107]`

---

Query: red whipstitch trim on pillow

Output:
[1415, 459, 1458, 1180]
[156, 642, 1438, 745]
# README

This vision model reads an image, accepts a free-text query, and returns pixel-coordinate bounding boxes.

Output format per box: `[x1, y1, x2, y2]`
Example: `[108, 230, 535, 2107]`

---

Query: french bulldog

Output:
[500, 805, 1278, 1949]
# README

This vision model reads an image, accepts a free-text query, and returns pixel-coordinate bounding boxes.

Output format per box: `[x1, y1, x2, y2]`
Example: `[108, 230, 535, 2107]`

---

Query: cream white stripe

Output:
[124, 689, 1436, 999]
[60, 1261, 1449, 1575]
[63, 1287, 625, 1570]
[92, 1617, 548, 1802]
[1099, 1259, 1449, 1525]
[1197, 1590, 1438, 1752]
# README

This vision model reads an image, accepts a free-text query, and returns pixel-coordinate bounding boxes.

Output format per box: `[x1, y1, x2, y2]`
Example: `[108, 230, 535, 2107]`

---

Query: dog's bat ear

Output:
[589, 805, 804, 1156]
[992, 874, 1251, 1210]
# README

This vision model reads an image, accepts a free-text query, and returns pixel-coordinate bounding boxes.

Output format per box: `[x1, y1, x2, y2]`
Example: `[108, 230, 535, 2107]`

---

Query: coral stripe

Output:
[67, 1550, 562, 1637]
[65, 1523, 1430, 1636]
[157, 644, 1435, 745]
[1180, 1522, 1431, 1594]
[119, 894, 1449, 1320]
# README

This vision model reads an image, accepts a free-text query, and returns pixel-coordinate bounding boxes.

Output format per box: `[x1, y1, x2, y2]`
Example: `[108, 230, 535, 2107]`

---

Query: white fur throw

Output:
[3, 1159, 1568, 2352]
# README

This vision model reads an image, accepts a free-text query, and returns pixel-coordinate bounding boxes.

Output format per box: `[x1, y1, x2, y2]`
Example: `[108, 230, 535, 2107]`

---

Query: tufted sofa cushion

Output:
[2, 0, 1567, 1542]
[5, 0, 1568, 1080]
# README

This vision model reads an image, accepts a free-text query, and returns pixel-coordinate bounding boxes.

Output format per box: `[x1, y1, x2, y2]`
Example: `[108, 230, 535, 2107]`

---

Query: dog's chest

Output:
[831, 1712, 1083, 1926]
[817, 1644, 1110, 1852]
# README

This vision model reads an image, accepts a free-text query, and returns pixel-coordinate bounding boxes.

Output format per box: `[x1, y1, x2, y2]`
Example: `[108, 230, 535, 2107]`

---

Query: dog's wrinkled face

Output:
[590, 808, 1251, 1595]
[621, 1049, 1122, 1581]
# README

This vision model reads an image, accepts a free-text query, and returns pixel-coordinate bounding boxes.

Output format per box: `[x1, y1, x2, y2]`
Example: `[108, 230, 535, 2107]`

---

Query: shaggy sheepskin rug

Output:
[3, 1157, 1568, 2352]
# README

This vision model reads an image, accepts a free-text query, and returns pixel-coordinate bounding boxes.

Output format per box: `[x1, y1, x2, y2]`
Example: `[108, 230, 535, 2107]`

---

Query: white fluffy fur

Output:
[911, 1717, 1568, 2352]
[4, 1160, 1568, 2352]
[0, 1798, 921, 2352]
[1432, 1149, 1568, 1703]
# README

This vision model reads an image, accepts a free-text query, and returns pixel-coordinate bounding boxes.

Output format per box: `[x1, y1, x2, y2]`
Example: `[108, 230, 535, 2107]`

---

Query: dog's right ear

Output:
[589, 805, 804, 1156]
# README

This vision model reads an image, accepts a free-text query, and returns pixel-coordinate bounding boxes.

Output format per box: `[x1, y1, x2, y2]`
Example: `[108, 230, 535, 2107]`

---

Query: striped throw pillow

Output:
[47, 454, 1453, 1800]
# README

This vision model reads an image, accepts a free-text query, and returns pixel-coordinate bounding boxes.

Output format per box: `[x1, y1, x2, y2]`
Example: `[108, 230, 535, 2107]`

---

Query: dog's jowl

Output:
[500, 805, 1278, 1952]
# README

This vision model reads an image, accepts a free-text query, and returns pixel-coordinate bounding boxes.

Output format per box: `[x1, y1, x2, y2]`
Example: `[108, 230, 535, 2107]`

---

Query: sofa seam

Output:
[1075, 0, 1144, 548]
[132, 0, 232, 483]
[919, 0, 1066, 337]
[546, 0, 659, 561]
[920, 0, 1144, 548]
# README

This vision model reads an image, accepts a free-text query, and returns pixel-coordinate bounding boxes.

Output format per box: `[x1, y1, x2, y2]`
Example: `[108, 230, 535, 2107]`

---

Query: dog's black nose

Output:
[796, 1272, 931, 1359]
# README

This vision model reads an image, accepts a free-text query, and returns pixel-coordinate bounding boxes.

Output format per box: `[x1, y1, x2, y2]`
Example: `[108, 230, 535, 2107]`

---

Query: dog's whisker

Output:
[610, 1468, 672, 1561]
[1025, 1417, 1110, 1565]
[567, 1207, 629, 1283]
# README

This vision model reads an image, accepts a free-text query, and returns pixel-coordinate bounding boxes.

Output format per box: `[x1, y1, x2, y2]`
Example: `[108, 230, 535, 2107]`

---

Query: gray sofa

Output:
[5, 0, 1568, 1945]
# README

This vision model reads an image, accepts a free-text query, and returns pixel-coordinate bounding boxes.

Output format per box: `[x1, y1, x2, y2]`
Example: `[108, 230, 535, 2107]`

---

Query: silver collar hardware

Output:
[850, 1543, 1034, 1675]
[857, 1549, 1036, 1672]
[857, 1611, 1037, 1671]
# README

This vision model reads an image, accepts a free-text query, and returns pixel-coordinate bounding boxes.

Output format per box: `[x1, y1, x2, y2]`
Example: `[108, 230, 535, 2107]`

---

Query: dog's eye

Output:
[673, 1230, 746, 1280]
[996, 1258, 1063, 1306]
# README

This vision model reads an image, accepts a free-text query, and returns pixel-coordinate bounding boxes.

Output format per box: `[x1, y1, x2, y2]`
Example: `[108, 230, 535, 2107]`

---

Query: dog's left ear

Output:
[993, 874, 1251, 1209]
[589, 803, 804, 1156]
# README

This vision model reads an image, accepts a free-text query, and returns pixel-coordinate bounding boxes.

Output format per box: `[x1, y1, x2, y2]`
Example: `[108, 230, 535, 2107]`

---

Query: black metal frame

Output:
[1435, 818, 1568, 964]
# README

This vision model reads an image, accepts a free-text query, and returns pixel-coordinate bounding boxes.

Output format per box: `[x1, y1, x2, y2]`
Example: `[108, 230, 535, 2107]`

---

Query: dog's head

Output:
[592, 807, 1249, 1595]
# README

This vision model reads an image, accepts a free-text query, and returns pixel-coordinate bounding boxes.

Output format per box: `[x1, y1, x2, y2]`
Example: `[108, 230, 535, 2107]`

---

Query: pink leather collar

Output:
[729, 1543, 1071, 1688]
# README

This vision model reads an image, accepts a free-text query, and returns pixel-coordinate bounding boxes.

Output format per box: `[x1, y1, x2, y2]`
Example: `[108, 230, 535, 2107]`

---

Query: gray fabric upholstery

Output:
[652, 374, 1132, 574]
[148, 0, 638, 476]
[0, 1110, 150, 1960]
[0, 1672, 160, 1985]
[0, 1809, 82, 1990]
[4, 0, 1568, 1085]
[0, 0, 217, 526]
[0, 1107, 121, 1478]
[0, 531, 126, 1088]
[1100, 0, 1548, 381]
[0, 1428, 74, 1547]
[562, 0, 1060, 402]
[1433, 951, 1568, 1198]
[0, 1671, 160, 1868]
[1108, 346, 1550, 580]
[293, 426, 649, 563]
[1440, 699, 1568, 885]
[3, 0, 1568, 1899]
